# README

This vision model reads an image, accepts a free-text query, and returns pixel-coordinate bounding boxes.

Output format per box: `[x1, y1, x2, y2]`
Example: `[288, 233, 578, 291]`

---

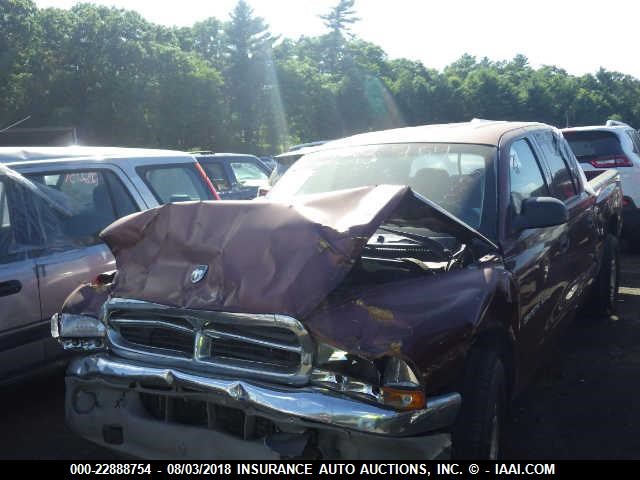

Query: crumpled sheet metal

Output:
[62, 283, 111, 318]
[100, 185, 411, 317]
[304, 266, 503, 362]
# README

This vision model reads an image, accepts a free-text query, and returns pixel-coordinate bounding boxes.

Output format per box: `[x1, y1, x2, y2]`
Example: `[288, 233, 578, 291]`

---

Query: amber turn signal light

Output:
[380, 387, 426, 411]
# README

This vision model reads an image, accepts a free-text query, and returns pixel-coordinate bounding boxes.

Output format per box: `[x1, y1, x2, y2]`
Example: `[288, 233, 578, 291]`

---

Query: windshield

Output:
[269, 142, 497, 236]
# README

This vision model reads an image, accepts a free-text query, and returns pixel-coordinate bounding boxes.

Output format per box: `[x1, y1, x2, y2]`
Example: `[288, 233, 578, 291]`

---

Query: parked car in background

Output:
[54, 121, 621, 460]
[562, 120, 640, 250]
[257, 143, 327, 197]
[259, 156, 277, 171]
[0, 146, 218, 381]
[288, 140, 331, 151]
[195, 153, 271, 200]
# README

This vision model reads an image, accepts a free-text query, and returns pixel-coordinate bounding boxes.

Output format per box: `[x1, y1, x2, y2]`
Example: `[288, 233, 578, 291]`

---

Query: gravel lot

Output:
[1, 253, 639, 459]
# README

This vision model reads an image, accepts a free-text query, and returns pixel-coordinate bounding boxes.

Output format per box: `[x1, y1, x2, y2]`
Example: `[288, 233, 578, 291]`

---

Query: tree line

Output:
[2, 0, 640, 154]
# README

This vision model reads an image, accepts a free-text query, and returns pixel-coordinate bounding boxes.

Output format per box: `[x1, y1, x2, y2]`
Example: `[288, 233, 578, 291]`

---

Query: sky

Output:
[33, 0, 640, 79]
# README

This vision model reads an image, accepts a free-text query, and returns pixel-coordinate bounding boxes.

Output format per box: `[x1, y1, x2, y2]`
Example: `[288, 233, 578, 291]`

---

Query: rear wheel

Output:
[589, 233, 620, 317]
[452, 348, 506, 459]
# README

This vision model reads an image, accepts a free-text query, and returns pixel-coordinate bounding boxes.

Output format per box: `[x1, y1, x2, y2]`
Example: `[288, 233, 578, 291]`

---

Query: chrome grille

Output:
[104, 298, 313, 386]
[112, 318, 195, 356]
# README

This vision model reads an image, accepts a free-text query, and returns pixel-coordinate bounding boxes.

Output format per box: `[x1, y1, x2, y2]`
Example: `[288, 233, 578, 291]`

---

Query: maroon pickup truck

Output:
[53, 121, 622, 460]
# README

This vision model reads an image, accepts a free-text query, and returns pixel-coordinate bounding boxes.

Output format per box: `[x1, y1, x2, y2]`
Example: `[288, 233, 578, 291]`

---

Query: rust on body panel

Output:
[304, 265, 507, 362]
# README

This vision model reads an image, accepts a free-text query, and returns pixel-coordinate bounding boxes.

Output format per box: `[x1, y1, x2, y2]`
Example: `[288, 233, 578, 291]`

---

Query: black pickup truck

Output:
[53, 121, 622, 460]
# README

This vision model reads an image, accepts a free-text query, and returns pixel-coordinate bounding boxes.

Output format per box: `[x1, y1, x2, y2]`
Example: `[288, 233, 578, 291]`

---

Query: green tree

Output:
[318, 0, 359, 73]
[0, 0, 40, 126]
[177, 17, 225, 70]
[223, 0, 276, 150]
[5, 1, 640, 153]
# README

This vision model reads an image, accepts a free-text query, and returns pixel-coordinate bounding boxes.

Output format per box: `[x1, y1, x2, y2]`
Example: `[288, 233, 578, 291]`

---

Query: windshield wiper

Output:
[377, 225, 449, 260]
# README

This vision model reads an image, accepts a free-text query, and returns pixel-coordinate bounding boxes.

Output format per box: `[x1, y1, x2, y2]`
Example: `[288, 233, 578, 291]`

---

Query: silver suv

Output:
[0, 147, 217, 380]
[562, 120, 640, 249]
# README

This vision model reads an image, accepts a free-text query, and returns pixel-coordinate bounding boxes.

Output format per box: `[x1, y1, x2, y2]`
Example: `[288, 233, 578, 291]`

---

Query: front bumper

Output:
[66, 354, 461, 459]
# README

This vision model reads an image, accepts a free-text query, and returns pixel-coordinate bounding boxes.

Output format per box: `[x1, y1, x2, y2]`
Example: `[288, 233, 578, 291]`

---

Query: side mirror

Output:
[516, 197, 568, 231]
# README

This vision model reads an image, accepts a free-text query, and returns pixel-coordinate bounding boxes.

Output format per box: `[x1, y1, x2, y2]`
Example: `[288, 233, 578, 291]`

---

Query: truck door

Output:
[532, 131, 596, 324]
[502, 138, 561, 382]
[0, 174, 44, 377]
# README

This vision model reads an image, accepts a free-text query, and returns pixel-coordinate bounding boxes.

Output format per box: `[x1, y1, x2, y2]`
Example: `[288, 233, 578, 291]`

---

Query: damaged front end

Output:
[51, 271, 116, 351]
[57, 185, 503, 459]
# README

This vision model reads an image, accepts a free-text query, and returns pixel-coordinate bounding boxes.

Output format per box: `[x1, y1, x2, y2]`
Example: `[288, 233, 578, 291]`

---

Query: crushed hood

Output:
[101, 185, 496, 318]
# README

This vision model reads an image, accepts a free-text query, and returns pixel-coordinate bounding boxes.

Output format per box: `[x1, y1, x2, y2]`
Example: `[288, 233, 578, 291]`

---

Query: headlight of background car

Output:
[311, 342, 425, 411]
[51, 313, 107, 351]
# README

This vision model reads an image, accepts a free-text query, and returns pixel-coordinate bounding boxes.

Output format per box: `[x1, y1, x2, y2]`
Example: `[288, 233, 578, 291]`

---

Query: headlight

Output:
[382, 356, 420, 387]
[312, 343, 425, 411]
[51, 313, 106, 351]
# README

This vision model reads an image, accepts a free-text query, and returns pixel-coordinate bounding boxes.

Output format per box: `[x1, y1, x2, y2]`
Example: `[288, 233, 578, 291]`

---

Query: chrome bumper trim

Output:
[103, 298, 314, 386]
[67, 354, 461, 437]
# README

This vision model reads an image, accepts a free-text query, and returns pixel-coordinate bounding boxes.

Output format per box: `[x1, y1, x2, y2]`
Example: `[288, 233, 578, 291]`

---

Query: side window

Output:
[25, 170, 137, 246]
[138, 164, 212, 203]
[0, 178, 9, 228]
[533, 131, 577, 201]
[201, 162, 231, 192]
[0, 179, 49, 263]
[230, 161, 269, 187]
[103, 172, 138, 217]
[0, 178, 11, 261]
[509, 139, 549, 216]
[557, 135, 583, 194]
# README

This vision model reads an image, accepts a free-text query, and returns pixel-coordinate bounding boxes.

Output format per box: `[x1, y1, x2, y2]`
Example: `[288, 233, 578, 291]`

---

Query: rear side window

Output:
[138, 164, 213, 203]
[25, 170, 138, 245]
[509, 139, 549, 215]
[563, 131, 624, 162]
[533, 131, 577, 201]
[0, 178, 11, 260]
[200, 161, 231, 192]
[558, 137, 584, 194]
[0, 178, 9, 228]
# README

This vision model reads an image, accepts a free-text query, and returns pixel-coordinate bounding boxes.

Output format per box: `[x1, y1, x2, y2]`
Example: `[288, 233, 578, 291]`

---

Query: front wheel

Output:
[452, 348, 507, 459]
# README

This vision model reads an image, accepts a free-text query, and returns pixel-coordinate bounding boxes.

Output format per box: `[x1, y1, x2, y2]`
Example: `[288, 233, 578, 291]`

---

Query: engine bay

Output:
[343, 225, 474, 286]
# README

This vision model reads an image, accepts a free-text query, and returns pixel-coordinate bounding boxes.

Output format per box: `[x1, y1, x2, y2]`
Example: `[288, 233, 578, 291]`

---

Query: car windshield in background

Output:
[269, 143, 497, 234]
[137, 164, 214, 203]
[563, 131, 623, 161]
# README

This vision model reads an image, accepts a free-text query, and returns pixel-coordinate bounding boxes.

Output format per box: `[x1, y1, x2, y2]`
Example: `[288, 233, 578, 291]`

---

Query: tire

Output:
[589, 233, 620, 317]
[452, 348, 507, 459]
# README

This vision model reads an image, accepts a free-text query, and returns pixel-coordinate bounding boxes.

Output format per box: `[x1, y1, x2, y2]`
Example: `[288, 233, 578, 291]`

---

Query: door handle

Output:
[0, 280, 22, 297]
